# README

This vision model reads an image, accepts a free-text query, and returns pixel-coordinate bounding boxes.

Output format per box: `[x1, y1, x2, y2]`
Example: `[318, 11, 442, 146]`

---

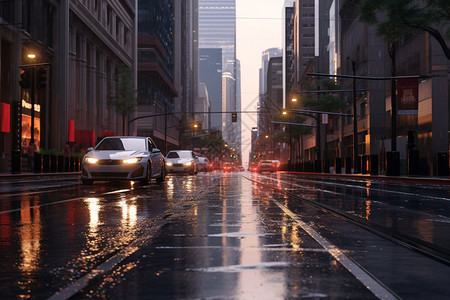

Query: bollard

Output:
[335, 157, 342, 174]
[11, 149, 21, 174]
[345, 157, 352, 174]
[370, 155, 378, 175]
[436, 152, 449, 176]
[408, 150, 419, 176]
[386, 151, 400, 176]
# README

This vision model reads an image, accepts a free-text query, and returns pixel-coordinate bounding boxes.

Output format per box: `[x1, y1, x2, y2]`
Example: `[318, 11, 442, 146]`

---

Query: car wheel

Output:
[139, 163, 151, 186]
[156, 165, 165, 182]
[82, 178, 93, 185]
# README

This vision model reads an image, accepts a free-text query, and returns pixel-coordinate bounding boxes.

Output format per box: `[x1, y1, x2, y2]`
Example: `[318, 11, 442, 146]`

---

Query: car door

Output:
[148, 138, 163, 177]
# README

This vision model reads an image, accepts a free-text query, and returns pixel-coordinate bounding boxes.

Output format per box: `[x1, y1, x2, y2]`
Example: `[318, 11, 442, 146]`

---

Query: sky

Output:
[236, 0, 286, 167]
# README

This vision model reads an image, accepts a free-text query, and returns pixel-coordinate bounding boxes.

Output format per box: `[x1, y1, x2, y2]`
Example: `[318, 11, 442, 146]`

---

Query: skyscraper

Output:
[198, 0, 236, 73]
[198, 0, 239, 152]
[199, 48, 222, 130]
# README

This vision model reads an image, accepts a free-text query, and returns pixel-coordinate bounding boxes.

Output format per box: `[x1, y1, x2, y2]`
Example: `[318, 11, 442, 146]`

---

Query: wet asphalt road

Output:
[0, 172, 449, 299]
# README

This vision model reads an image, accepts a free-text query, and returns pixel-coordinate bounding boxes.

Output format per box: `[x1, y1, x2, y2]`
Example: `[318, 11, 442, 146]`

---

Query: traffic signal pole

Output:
[30, 66, 36, 143]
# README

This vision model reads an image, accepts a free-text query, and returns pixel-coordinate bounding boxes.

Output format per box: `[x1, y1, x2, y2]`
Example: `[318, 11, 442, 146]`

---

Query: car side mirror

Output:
[87, 147, 93, 152]
[152, 148, 161, 154]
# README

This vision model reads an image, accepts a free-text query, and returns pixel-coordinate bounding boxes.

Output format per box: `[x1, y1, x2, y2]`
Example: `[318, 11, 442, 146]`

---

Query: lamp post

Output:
[28, 54, 36, 144]
[351, 60, 358, 173]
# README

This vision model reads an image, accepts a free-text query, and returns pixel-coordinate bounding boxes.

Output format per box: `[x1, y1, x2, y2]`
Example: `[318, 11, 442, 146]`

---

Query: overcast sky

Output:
[236, 0, 285, 166]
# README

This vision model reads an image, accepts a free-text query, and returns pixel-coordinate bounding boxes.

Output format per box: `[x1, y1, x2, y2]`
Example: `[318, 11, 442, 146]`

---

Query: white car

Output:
[165, 150, 198, 175]
[197, 157, 212, 172]
[258, 160, 279, 173]
[81, 136, 165, 185]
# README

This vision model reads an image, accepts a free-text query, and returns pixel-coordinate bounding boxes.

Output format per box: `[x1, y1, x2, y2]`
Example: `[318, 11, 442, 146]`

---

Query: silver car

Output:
[165, 150, 198, 175]
[81, 136, 165, 185]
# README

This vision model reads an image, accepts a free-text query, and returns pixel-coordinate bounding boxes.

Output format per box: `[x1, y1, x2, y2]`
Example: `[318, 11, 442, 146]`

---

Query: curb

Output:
[0, 172, 81, 179]
[280, 171, 450, 186]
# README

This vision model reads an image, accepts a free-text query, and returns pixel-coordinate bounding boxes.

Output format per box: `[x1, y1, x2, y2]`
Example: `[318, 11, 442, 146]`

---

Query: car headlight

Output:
[86, 157, 98, 164]
[184, 161, 192, 167]
[166, 162, 173, 167]
[122, 157, 141, 164]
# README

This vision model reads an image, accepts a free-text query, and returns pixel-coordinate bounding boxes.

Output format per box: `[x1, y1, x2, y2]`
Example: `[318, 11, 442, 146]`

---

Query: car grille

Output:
[97, 160, 122, 165]
[91, 172, 129, 178]
[174, 164, 184, 167]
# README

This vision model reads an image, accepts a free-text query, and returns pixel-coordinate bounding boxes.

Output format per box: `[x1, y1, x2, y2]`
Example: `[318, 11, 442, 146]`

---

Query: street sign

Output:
[321, 113, 328, 125]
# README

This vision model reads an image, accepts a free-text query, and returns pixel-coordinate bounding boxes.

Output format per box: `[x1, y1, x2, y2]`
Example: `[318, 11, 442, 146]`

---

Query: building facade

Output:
[283, 0, 450, 175]
[198, 0, 239, 151]
[199, 48, 222, 130]
[0, 0, 137, 172]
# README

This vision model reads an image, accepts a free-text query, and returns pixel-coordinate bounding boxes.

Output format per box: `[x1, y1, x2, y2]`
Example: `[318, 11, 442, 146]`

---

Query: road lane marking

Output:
[271, 197, 400, 300]
[47, 220, 166, 300]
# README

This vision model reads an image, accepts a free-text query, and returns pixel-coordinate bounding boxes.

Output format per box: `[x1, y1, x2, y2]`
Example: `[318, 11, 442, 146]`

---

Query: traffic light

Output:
[19, 68, 32, 89]
[231, 112, 237, 122]
[36, 67, 47, 89]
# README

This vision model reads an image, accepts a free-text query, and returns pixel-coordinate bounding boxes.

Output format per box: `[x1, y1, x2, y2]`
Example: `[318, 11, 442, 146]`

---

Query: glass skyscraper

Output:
[199, 0, 239, 154]
[198, 0, 236, 74]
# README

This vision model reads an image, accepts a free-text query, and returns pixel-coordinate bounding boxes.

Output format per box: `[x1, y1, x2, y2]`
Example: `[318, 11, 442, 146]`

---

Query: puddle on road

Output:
[187, 261, 294, 273]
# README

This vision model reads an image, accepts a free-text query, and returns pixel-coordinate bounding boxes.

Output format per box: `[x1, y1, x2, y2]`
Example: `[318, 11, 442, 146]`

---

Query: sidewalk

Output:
[0, 171, 81, 179]
[282, 171, 450, 185]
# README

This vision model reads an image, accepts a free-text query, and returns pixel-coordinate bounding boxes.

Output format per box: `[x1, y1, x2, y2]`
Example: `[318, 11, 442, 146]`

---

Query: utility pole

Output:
[352, 60, 358, 173]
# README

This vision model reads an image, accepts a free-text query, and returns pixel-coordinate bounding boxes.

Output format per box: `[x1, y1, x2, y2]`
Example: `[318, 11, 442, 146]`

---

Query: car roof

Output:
[168, 150, 192, 153]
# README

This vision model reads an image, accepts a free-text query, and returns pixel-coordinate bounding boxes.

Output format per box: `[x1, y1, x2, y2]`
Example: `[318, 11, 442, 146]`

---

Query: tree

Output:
[359, 0, 450, 59]
[108, 65, 137, 135]
[301, 78, 343, 112]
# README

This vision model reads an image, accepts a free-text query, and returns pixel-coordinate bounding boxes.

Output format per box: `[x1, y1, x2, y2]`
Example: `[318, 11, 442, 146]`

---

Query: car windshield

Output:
[95, 138, 146, 151]
[167, 151, 193, 159]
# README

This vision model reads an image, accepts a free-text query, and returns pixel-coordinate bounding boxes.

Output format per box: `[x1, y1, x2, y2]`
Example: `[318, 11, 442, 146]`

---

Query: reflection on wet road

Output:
[0, 172, 449, 299]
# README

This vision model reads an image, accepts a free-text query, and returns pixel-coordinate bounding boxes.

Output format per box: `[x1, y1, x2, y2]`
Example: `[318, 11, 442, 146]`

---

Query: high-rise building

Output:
[174, 0, 199, 136]
[199, 0, 239, 151]
[0, 0, 137, 173]
[283, 2, 295, 107]
[199, 48, 222, 130]
[258, 48, 282, 140]
[199, 0, 236, 73]
[137, 0, 178, 153]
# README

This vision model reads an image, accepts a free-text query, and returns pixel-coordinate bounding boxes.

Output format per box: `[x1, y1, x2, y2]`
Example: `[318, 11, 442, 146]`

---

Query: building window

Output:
[360, 101, 367, 118]
[107, 5, 112, 34]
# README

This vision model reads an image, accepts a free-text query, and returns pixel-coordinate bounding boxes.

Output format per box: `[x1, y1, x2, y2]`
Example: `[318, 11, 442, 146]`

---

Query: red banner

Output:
[75, 130, 95, 146]
[397, 78, 418, 115]
[68, 120, 75, 142]
[0, 102, 10, 132]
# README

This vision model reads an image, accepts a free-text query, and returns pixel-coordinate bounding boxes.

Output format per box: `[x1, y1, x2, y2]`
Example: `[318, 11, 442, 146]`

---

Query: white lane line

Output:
[0, 189, 131, 215]
[47, 220, 166, 300]
[271, 197, 399, 300]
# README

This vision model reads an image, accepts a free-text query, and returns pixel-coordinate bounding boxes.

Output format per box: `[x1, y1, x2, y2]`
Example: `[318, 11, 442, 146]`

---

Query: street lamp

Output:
[27, 53, 37, 144]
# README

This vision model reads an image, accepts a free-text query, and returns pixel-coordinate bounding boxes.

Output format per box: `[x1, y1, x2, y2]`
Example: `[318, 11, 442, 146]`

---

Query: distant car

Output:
[197, 157, 212, 172]
[237, 166, 245, 172]
[165, 150, 198, 175]
[222, 162, 233, 172]
[258, 160, 279, 173]
[81, 136, 165, 185]
[249, 162, 259, 172]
